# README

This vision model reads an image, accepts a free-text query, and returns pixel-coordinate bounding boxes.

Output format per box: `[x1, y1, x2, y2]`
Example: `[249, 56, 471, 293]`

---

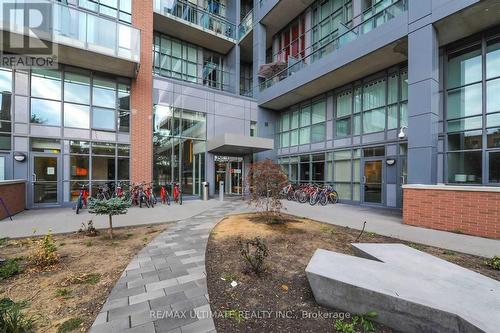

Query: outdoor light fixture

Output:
[386, 159, 396, 166]
[13, 152, 26, 162]
[398, 126, 408, 139]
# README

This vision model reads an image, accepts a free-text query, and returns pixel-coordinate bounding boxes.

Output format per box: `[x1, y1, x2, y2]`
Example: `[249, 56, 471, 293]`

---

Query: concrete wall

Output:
[403, 185, 500, 239]
[0, 180, 26, 220]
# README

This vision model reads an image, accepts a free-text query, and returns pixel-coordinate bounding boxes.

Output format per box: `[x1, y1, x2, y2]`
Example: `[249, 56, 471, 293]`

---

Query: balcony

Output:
[0, 0, 140, 78]
[153, 0, 236, 54]
[238, 9, 253, 40]
[258, 0, 408, 109]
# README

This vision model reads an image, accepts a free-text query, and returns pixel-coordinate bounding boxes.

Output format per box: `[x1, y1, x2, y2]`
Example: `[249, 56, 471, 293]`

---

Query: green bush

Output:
[0, 259, 21, 280]
[0, 298, 35, 333]
[485, 256, 500, 270]
[57, 317, 83, 333]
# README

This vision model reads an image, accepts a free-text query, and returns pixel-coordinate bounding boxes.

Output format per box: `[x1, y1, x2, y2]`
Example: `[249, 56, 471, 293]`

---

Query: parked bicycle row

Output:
[74, 182, 183, 214]
[281, 183, 339, 206]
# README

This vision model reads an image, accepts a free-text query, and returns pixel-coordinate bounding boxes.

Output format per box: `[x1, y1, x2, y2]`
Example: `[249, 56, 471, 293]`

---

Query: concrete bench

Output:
[306, 244, 500, 333]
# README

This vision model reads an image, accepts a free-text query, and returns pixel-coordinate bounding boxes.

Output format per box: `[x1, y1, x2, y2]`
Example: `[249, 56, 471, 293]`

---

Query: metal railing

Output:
[238, 9, 253, 40]
[0, 0, 141, 62]
[259, 0, 407, 91]
[154, 0, 237, 40]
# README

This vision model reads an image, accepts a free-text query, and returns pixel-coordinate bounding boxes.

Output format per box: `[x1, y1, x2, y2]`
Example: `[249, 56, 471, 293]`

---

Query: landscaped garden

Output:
[206, 212, 500, 333]
[0, 223, 167, 332]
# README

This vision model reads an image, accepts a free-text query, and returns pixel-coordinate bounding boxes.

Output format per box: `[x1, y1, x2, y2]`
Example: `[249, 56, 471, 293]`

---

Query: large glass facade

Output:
[153, 105, 207, 195]
[0, 67, 12, 153]
[153, 32, 230, 91]
[278, 98, 326, 148]
[446, 33, 500, 185]
[29, 67, 130, 133]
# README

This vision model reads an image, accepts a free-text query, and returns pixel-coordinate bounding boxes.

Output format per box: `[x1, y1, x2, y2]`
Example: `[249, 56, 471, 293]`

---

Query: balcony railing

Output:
[259, 0, 407, 91]
[0, 0, 141, 62]
[154, 0, 237, 40]
[238, 9, 253, 40]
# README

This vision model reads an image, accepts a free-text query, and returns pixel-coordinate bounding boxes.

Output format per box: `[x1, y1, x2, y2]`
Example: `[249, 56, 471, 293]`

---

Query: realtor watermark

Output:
[150, 309, 351, 321]
[1, 0, 58, 69]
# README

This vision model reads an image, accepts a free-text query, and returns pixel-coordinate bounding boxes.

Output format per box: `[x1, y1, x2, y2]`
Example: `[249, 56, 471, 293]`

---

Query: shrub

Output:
[246, 159, 288, 223]
[0, 259, 21, 280]
[239, 237, 269, 276]
[55, 288, 71, 298]
[485, 256, 500, 270]
[0, 298, 35, 332]
[57, 317, 83, 333]
[30, 232, 58, 268]
[78, 220, 99, 237]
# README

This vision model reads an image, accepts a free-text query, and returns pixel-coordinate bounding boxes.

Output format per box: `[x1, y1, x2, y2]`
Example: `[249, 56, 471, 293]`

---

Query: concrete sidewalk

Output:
[282, 201, 500, 258]
[0, 199, 223, 238]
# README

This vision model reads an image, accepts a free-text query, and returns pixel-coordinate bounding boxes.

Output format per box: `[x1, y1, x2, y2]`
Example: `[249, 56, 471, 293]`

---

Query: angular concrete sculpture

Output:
[306, 244, 500, 333]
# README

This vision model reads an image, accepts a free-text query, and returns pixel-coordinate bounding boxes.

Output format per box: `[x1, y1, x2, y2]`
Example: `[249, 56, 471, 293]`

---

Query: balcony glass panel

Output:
[154, 0, 236, 40]
[260, 0, 407, 90]
[0, 0, 140, 62]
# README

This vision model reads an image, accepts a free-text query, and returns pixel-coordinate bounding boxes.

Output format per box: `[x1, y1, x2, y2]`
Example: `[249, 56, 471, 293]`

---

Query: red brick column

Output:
[0, 180, 26, 220]
[403, 186, 500, 239]
[130, 0, 154, 184]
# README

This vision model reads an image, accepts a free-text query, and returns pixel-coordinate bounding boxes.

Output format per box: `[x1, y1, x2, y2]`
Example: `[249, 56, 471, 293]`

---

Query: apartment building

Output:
[0, 0, 499, 236]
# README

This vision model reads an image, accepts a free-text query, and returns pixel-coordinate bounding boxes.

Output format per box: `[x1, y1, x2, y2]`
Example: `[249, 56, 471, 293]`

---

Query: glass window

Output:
[64, 72, 90, 104]
[300, 106, 311, 127]
[311, 100, 326, 124]
[93, 77, 116, 108]
[447, 83, 482, 119]
[118, 83, 130, 110]
[92, 156, 116, 180]
[447, 46, 482, 89]
[92, 142, 115, 155]
[118, 110, 130, 132]
[447, 131, 482, 150]
[487, 113, 500, 128]
[334, 160, 351, 182]
[0, 134, 10, 150]
[181, 110, 206, 139]
[388, 74, 398, 104]
[0, 69, 12, 93]
[311, 124, 325, 143]
[300, 127, 310, 145]
[64, 103, 89, 128]
[0, 93, 11, 121]
[447, 151, 482, 183]
[447, 116, 482, 132]
[70, 140, 90, 154]
[363, 79, 386, 111]
[30, 138, 61, 153]
[290, 129, 299, 146]
[400, 70, 408, 101]
[487, 128, 500, 148]
[489, 151, 500, 184]
[363, 107, 385, 133]
[486, 40, 500, 79]
[291, 110, 299, 129]
[92, 107, 115, 130]
[31, 69, 61, 100]
[336, 118, 351, 137]
[70, 156, 89, 180]
[118, 144, 130, 156]
[117, 158, 129, 180]
[487, 78, 500, 114]
[387, 105, 398, 129]
[282, 113, 290, 131]
[31, 98, 61, 126]
[337, 90, 352, 117]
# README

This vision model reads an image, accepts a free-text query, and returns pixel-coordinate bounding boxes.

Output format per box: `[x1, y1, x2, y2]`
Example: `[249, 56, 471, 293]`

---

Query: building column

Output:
[130, 0, 154, 184]
[407, 23, 439, 184]
[252, 22, 266, 98]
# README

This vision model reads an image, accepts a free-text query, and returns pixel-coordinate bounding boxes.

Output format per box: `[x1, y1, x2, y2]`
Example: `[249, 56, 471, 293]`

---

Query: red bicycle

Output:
[160, 185, 171, 205]
[75, 183, 89, 214]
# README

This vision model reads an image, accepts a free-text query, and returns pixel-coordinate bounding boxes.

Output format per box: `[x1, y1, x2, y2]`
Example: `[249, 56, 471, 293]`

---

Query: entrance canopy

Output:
[207, 134, 274, 156]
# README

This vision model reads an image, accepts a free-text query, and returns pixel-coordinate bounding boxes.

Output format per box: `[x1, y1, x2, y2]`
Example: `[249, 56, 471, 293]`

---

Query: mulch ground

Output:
[0, 224, 168, 332]
[205, 213, 499, 333]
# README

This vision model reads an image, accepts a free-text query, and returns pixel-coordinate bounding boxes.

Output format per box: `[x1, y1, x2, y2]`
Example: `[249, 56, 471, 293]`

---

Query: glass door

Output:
[32, 155, 60, 206]
[363, 159, 383, 204]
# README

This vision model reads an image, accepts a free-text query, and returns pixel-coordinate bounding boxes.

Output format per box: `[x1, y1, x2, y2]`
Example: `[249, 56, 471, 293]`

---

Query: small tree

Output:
[246, 159, 288, 223]
[88, 197, 130, 239]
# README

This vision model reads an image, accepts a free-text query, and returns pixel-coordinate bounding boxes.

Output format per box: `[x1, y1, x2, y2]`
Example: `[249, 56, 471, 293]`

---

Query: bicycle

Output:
[172, 183, 182, 205]
[160, 185, 171, 205]
[74, 183, 89, 215]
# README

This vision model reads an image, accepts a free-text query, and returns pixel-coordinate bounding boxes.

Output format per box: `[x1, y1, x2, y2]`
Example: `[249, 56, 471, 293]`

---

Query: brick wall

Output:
[403, 186, 500, 239]
[0, 181, 26, 220]
[130, 0, 154, 184]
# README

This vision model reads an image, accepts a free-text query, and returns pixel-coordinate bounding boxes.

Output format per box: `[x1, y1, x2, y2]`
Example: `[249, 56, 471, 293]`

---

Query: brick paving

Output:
[90, 199, 247, 333]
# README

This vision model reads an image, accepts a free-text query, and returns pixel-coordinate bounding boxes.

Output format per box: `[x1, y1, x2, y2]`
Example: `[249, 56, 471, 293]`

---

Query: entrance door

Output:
[363, 159, 383, 204]
[32, 155, 60, 207]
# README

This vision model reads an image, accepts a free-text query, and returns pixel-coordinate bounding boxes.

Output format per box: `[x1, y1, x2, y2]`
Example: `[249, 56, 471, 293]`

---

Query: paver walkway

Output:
[90, 199, 248, 333]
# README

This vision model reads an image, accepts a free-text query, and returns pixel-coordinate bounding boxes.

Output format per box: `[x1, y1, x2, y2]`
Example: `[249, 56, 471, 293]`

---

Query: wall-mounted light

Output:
[13, 152, 26, 162]
[398, 126, 408, 139]
[386, 159, 396, 166]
